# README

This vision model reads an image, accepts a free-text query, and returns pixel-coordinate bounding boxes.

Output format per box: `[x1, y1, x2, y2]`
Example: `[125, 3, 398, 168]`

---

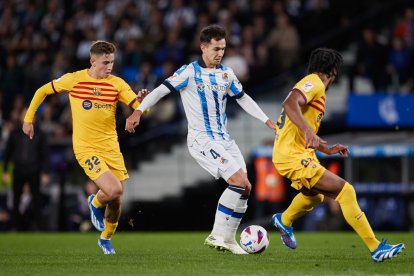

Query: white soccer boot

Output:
[223, 229, 249, 255]
[204, 234, 230, 251]
[224, 238, 248, 254]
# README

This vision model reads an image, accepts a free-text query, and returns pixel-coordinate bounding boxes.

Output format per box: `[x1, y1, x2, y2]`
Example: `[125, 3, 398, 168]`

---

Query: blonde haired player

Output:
[23, 41, 147, 254]
[271, 48, 404, 262]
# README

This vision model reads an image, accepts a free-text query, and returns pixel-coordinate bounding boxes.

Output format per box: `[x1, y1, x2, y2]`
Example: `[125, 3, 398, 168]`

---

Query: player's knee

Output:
[244, 180, 252, 195]
[245, 186, 251, 196]
[107, 186, 123, 201]
[227, 172, 250, 193]
[227, 170, 244, 184]
[237, 175, 250, 188]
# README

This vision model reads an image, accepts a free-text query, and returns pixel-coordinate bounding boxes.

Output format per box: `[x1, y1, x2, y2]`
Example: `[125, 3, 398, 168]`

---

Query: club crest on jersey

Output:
[197, 83, 205, 92]
[301, 81, 314, 92]
[82, 100, 92, 110]
[222, 73, 228, 80]
[93, 87, 102, 96]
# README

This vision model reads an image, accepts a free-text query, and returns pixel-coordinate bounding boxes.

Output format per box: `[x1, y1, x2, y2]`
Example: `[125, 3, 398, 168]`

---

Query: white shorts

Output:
[188, 138, 247, 180]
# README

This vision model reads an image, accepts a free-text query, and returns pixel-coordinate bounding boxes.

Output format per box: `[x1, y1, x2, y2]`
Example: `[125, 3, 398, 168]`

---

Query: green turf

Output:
[0, 232, 411, 276]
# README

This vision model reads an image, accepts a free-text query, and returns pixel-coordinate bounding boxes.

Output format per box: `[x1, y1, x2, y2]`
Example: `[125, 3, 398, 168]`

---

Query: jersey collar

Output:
[198, 57, 223, 69]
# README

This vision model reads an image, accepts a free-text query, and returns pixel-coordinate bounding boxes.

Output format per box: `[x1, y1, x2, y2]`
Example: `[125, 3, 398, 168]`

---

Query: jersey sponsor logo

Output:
[301, 81, 314, 92]
[197, 83, 205, 92]
[82, 100, 92, 110]
[206, 84, 226, 91]
[93, 87, 102, 96]
[94, 103, 113, 110]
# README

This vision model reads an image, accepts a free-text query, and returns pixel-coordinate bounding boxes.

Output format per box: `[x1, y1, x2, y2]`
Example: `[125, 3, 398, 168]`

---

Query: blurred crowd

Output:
[1, 0, 414, 230]
[1, 0, 414, 140]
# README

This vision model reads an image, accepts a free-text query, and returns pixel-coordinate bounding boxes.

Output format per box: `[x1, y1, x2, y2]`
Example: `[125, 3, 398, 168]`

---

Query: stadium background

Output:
[0, 0, 413, 232]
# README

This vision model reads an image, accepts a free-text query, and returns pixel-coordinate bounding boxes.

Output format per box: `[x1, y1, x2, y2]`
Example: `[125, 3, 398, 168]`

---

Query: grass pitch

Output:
[0, 232, 411, 275]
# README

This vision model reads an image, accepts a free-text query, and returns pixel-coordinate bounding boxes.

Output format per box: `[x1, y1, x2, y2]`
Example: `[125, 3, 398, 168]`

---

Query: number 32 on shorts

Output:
[85, 155, 101, 171]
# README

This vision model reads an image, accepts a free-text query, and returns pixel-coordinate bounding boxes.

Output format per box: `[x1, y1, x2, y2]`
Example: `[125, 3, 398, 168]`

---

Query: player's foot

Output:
[88, 194, 105, 231]
[98, 238, 116, 255]
[272, 213, 296, 249]
[224, 239, 248, 254]
[204, 234, 230, 252]
[371, 239, 405, 262]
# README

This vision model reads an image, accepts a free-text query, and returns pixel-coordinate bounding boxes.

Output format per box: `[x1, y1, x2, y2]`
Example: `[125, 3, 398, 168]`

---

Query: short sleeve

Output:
[292, 77, 321, 104]
[118, 78, 139, 108]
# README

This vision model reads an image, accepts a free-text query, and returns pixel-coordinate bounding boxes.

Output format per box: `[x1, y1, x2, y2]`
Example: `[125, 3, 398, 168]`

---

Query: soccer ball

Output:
[240, 225, 269, 254]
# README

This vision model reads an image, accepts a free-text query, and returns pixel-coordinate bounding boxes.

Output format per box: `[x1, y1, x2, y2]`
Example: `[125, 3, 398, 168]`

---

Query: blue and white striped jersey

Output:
[163, 58, 244, 141]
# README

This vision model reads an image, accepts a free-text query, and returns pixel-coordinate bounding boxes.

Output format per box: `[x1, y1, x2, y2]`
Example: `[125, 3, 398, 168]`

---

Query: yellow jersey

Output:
[25, 69, 140, 154]
[273, 73, 326, 160]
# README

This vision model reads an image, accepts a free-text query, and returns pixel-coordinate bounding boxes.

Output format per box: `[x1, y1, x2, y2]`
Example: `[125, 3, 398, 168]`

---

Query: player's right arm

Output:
[23, 73, 74, 139]
[282, 90, 326, 149]
[22, 82, 54, 139]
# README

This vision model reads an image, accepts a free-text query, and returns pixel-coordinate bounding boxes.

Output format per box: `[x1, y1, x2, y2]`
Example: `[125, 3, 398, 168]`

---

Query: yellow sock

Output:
[101, 219, 118, 240]
[92, 195, 106, 208]
[336, 182, 380, 252]
[282, 193, 324, 226]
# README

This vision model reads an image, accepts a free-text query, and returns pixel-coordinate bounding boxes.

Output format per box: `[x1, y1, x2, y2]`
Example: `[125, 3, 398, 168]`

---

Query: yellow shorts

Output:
[75, 150, 129, 181]
[273, 154, 325, 190]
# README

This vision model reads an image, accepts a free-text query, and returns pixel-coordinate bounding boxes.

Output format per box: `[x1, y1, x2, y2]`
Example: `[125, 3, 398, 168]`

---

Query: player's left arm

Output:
[235, 94, 276, 129]
[117, 80, 148, 109]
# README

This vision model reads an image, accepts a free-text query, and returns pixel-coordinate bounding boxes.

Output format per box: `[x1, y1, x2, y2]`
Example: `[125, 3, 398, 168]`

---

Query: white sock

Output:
[225, 196, 248, 242]
[211, 185, 245, 236]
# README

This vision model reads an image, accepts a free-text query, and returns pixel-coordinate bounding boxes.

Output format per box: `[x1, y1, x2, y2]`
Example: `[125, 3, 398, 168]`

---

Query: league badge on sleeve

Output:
[301, 81, 314, 92]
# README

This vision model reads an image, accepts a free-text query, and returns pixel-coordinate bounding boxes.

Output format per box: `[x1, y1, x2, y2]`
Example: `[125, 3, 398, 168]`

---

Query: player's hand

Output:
[22, 122, 34, 139]
[136, 89, 149, 103]
[265, 119, 277, 130]
[304, 129, 326, 149]
[125, 110, 143, 133]
[329, 143, 349, 157]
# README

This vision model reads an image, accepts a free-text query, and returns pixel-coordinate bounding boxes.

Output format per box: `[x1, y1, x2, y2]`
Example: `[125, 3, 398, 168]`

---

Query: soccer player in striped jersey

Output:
[125, 24, 276, 254]
[22, 41, 147, 255]
[271, 48, 404, 262]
